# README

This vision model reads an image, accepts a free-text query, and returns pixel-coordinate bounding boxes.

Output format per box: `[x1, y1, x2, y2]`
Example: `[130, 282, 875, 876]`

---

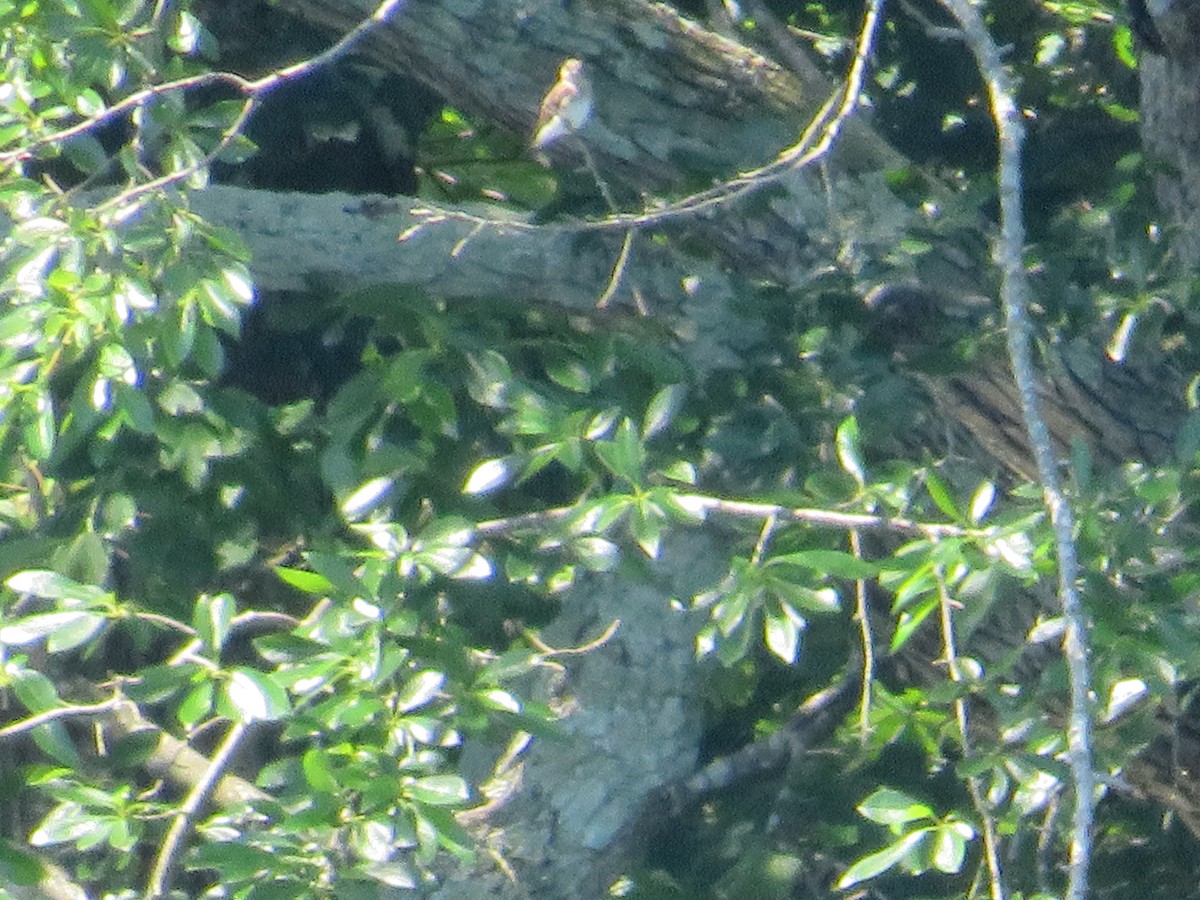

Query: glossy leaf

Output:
[835, 416, 866, 488]
[837, 830, 927, 888]
[223, 668, 291, 723]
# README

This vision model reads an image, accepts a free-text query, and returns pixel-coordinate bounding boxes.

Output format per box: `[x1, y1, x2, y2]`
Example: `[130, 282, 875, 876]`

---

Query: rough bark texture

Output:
[271, 0, 929, 296]
[1140, 0, 1200, 267]
[431, 533, 721, 900]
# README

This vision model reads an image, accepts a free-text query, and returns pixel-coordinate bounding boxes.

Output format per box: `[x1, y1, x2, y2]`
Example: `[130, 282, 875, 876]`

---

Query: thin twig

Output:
[934, 3, 1093, 896]
[4, 0, 408, 214]
[0, 696, 122, 739]
[408, 0, 885, 240]
[749, 512, 777, 564]
[523, 619, 621, 657]
[849, 528, 874, 743]
[145, 720, 250, 898]
[474, 491, 984, 539]
[936, 568, 1005, 899]
[596, 228, 638, 309]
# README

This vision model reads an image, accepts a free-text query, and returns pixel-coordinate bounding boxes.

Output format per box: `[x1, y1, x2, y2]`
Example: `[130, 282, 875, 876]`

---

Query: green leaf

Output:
[857, 788, 934, 826]
[11, 669, 61, 713]
[5, 571, 103, 607]
[463, 456, 516, 495]
[190, 843, 280, 880]
[0, 612, 105, 650]
[177, 681, 214, 729]
[836, 830, 927, 888]
[31, 723, 82, 769]
[195, 593, 235, 654]
[273, 566, 335, 595]
[642, 384, 686, 439]
[396, 671, 446, 713]
[835, 416, 866, 488]
[0, 841, 49, 886]
[22, 389, 55, 461]
[767, 550, 878, 579]
[930, 821, 973, 873]
[924, 472, 961, 521]
[382, 350, 429, 403]
[545, 354, 592, 393]
[572, 536, 620, 572]
[302, 747, 338, 793]
[632, 503, 664, 558]
[1113, 25, 1137, 69]
[890, 593, 938, 652]
[657, 460, 697, 484]
[594, 419, 644, 484]
[30, 802, 95, 848]
[223, 668, 291, 723]
[763, 608, 803, 664]
[410, 774, 470, 806]
[46, 612, 107, 653]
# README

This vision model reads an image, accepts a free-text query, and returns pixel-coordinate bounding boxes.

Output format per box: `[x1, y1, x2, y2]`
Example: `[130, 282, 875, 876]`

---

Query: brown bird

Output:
[531, 58, 593, 150]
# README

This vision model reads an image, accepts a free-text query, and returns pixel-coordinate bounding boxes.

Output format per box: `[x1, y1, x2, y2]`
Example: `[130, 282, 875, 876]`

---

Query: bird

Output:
[530, 58, 593, 150]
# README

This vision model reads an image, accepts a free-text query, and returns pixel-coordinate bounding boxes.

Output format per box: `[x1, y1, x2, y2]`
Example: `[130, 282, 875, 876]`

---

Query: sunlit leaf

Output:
[763, 608, 803, 664]
[273, 566, 335, 595]
[1103, 678, 1147, 723]
[642, 384, 686, 439]
[836, 830, 927, 888]
[928, 823, 967, 873]
[969, 480, 995, 524]
[0, 612, 105, 649]
[341, 476, 395, 521]
[410, 774, 469, 806]
[224, 668, 290, 723]
[768, 549, 878, 579]
[6, 570, 109, 603]
[463, 456, 516, 495]
[857, 788, 934, 826]
[835, 416, 866, 488]
[397, 671, 446, 713]
[476, 688, 521, 713]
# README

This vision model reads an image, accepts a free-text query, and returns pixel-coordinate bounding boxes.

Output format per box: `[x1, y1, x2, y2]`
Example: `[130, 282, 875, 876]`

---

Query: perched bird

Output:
[530, 58, 593, 150]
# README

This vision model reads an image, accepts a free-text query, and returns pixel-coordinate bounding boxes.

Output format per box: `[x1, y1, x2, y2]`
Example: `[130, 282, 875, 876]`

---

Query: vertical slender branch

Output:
[936, 569, 1005, 899]
[934, 4, 1094, 897]
[849, 528, 874, 742]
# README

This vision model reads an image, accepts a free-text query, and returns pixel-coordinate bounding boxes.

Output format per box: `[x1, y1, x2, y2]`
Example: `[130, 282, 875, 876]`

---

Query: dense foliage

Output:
[1, 0, 1199, 898]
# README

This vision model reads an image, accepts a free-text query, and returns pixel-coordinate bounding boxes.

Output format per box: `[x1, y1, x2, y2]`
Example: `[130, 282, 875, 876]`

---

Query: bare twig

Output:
[595, 227, 638, 309]
[934, 2, 1093, 896]
[936, 568, 1005, 899]
[475, 493, 982, 540]
[408, 0, 885, 241]
[523, 619, 621, 657]
[849, 528, 873, 743]
[3, 0, 409, 213]
[145, 720, 251, 898]
[0, 695, 122, 739]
